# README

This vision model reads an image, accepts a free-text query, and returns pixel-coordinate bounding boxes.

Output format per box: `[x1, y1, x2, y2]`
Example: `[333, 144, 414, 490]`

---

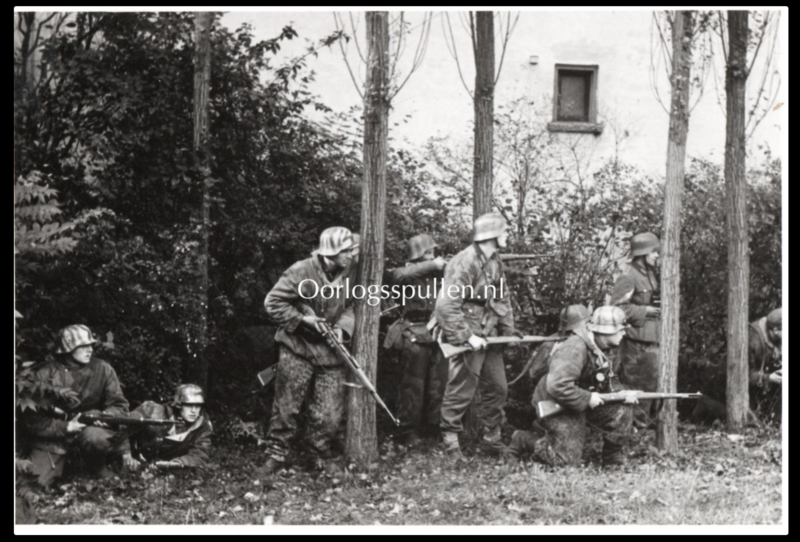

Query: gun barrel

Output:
[80, 414, 179, 426]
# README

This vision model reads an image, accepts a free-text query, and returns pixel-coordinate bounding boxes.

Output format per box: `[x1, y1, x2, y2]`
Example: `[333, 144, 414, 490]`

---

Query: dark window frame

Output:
[548, 64, 603, 135]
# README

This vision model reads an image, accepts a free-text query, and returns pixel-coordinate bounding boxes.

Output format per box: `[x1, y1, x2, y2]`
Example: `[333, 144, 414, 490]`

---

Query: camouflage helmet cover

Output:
[473, 213, 507, 242]
[174, 384, 205, 405]
[408, 233, 438, 261]
[55, 324, 98, 354]
[315, 227, 354, 257]
[587, 306, 629, 335]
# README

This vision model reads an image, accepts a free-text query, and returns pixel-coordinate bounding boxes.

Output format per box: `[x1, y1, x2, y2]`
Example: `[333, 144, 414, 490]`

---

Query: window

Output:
[547, 64, 603, 134]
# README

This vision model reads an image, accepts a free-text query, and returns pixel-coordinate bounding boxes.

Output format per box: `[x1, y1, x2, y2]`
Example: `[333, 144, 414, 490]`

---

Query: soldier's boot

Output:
[508, 430, 539, 461]
[442, 431, 466, 463]
[601, 442, 627, 469]
[256, 456, 288, 477]
[478, 426, 508, 459]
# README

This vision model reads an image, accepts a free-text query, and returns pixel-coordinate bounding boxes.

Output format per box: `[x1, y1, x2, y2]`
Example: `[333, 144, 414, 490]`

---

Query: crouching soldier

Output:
[385, 234, 448, 445]
[21, 325, 135, 487]
[437, 213, 522, 461]
[749, 307, 783, 424]
[123, 384, 213, 470]
[259, 226, 356, 475]
[509, 307, 636, 468]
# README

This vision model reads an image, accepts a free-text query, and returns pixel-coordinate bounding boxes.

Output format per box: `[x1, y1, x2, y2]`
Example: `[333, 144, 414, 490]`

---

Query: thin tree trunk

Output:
[472, 11, 495, 220]
[346, 11, 389, 465]
[189, 11, 212, 389]
[725, 10, 750, 432]
[657, 10, 693, 453]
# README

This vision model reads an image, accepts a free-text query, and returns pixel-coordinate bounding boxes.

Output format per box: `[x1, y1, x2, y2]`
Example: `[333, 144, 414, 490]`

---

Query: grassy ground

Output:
[25, 424, 782, 526]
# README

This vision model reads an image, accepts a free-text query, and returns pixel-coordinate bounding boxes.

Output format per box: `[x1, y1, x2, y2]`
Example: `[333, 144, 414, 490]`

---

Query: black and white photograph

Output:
[14, 7, 787, 533]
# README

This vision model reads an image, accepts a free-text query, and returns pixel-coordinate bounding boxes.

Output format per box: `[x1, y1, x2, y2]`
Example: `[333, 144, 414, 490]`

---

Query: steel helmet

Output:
[766, 308, 782, 329]
[473, 213, 507, 242]
[559, 304, 591, 333]
[55, 324, 98, 354]
[174, 384, 205, 406]
[408, 234, 438, 261]
[629, 232, 660, 257]
[315, 227, 354, 257]
[587, 306, 629, 335]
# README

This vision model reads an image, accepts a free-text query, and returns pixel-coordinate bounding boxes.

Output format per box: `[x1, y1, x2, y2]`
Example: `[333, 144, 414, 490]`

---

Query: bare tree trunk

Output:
[725, 11, 750, 432]
[657, 10, 693, 453]
[188, 11, 212, 389]
[346, 11, 389, 466]
[472, 11, 495, 220]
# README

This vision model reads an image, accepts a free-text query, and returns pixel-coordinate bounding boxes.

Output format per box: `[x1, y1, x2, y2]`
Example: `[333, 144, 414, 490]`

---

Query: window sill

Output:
[547, 121, 604, 135]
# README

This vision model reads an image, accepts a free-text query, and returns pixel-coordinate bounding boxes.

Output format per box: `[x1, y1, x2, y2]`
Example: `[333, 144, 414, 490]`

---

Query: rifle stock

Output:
[536, 391, 703, 419]
[439, 335, 559, 359]
[319, 322, 401, 426]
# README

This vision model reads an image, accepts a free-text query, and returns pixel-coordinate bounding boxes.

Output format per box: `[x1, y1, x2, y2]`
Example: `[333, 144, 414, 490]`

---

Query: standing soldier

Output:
[259, 227, 356, 475]
[610, 232, 661, 428]
[749, 307, 783, 424]
[508, 307, 636, 467]
[436, 213, 522, 461]
[384, 234, 448, 445]
[21, 325, 135, 487]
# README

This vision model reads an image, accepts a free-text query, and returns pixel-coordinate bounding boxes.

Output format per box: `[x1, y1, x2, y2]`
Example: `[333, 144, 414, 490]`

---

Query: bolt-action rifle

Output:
[536, 391, 703, 419]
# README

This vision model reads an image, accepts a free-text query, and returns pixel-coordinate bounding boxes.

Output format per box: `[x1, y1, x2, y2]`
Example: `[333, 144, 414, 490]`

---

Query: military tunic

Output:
[128, 401, 213, 468]
[263, 255, 355, 462]
[514, 334, 632, 467]
[435, 243, 514, 435]
[21, 357, 130, 486]
[386, 260, 447, 433]
[610, 258, 660, 426]
[748, 317, 782, 423]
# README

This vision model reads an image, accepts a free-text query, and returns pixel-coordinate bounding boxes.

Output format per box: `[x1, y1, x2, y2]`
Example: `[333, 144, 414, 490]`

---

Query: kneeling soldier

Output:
[123, 384, 213, 470]
[509, 307, 636, 468]
[21, 325, 134, 487]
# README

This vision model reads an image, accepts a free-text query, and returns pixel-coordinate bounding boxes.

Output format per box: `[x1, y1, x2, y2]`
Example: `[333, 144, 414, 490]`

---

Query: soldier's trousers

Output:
[396, 340, 448, 433]
[28, 427, 129, 487]
[619, 338, 660, 428]
[265, 347, 345, 461]
[514, 403, 632, 467]
[440, 345, 507, 434]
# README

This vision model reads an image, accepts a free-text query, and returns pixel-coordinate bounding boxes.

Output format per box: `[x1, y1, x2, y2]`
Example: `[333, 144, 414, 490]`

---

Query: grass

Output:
[24, 424, 782, 526]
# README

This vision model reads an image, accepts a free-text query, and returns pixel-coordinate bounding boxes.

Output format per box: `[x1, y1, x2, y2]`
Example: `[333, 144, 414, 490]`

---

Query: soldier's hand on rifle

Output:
[433, 257, 447, 270]
[588, 392, 605, 409]
[620, 390, 640, 404]
[66, 413, 87, 434]
[122, 453, 142, 472]
[645, 306, 661, 318]
[768, 371, 782, 385]
[85, 409, 110, 428]
[301, 315, 327, 334]
[467, 334, 488, 351]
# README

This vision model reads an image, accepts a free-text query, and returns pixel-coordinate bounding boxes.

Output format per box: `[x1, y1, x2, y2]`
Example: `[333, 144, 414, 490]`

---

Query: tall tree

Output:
[189, 11, 213, 389]
[657, 11, 694, 453]
[724, 11, 750, 432]
[346, 12, 390, 464]
[472, 12, 495, 219]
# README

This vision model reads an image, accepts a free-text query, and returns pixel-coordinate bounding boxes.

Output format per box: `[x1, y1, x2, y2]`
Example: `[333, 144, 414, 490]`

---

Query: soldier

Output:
[610, 232, 661, 428]
[749, 308, 783, 424]
[436, 213, 522, 461]
[21, 325, 136, 487]
[258, 227, 355, 475]
[123, 384, 213, 470]
[508, 307, 636, 467]
[384, 234, 448, 445]
[513, 305, 591, 389]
